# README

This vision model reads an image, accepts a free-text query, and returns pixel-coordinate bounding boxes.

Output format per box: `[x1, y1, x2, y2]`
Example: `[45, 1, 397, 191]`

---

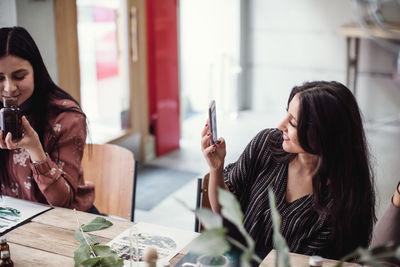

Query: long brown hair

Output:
[273, 81, 375, 258]
[0, 27, 87, 188]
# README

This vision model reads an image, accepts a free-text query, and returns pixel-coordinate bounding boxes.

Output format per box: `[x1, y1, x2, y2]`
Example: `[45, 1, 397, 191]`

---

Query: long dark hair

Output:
[273, 81, 376, 258]
[0, 26, 86, 187]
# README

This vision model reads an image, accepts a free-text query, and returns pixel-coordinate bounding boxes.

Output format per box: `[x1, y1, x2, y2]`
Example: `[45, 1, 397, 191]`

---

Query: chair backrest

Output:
[81, 143, 137, 221]
[195, 173, 211, 232]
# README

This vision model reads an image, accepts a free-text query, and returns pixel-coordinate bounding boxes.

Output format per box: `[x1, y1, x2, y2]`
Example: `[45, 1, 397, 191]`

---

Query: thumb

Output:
[21, 116, 35, 135]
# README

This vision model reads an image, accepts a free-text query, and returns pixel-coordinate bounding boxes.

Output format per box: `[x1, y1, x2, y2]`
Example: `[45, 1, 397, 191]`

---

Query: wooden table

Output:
[3, 207, 360, 267]
[261, 250, 358, 267]
[339, 23, 400, 96]
[4, 207, 190, 266]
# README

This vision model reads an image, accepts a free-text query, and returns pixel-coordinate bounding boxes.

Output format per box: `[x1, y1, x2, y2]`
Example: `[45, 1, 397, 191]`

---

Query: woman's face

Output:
[277, 93, 306, 154]
[0, 55, 34, 105]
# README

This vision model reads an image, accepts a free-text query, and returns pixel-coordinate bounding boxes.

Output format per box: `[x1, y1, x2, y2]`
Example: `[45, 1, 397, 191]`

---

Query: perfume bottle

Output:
[0, 250, 13, 267]
[0, 97, 22, 141]
[0, 236, 9, 255]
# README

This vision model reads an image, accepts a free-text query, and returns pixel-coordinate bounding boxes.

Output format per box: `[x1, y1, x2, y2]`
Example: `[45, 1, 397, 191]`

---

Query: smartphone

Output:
[208, 100, 218, 145]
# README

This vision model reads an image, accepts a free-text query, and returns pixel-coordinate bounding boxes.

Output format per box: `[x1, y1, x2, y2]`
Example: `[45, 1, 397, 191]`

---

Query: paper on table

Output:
[0, 196, 52, 234]
[108, 221, 199, 267]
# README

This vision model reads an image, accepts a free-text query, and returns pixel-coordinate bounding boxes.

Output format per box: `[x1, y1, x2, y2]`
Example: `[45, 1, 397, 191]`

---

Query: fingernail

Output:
[212, 144, 216, 147]
[216, 140, 221, 144]
[207, 133, 210, 136]
[205, 123, 208, 127]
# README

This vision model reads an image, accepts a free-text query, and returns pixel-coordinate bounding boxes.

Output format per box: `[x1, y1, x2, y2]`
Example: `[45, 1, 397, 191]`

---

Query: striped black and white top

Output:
[224, 128, 332, 259]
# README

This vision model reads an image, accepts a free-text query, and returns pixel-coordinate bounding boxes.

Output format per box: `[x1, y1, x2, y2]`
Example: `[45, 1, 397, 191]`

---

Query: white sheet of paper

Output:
[108, 221, 199, 267]
[0, 196, 52, 234]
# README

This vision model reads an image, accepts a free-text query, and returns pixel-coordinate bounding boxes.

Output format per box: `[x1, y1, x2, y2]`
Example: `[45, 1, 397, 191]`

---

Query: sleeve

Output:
[371, 201, 400, 247]
[224, 128, 276, 200]
[30, 111, 87, 208]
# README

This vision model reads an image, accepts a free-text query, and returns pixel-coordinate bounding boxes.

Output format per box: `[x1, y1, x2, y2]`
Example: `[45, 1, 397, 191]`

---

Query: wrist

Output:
[27, 145, 47, 163]
[210, 165, 224, 175]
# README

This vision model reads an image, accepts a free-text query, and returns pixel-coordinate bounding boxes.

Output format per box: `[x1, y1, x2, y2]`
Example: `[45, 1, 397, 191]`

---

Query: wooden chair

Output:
[195, 173, 211, 232]
[81, 143, 137, 221]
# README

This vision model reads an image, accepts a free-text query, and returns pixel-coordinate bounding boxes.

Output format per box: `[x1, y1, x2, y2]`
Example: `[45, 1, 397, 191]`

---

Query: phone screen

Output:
[208, 100, 217, 145]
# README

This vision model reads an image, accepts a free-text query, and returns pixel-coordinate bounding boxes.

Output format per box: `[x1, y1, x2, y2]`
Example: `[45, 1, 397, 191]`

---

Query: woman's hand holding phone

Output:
[201, 100, 226, 172]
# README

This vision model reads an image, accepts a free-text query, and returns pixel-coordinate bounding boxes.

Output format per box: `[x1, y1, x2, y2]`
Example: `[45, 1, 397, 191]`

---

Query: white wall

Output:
[0, 0, 58, 84]
[15, 0, 58, 83]
[247, 0, 400, 122]
[0, 0, 17, 27]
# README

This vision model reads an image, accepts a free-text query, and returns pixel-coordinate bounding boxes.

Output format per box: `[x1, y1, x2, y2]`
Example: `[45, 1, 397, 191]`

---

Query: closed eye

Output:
[13, 75, 26, 81]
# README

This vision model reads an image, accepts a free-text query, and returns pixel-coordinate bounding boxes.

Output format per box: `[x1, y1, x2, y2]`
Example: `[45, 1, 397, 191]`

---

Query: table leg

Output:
[346, 37, 351, 87]
[345, 37, 360, 96]
[353, 38, 360, 96]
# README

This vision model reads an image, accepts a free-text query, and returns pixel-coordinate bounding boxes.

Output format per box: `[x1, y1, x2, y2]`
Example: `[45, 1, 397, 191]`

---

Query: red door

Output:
[146, 0, 180, 156]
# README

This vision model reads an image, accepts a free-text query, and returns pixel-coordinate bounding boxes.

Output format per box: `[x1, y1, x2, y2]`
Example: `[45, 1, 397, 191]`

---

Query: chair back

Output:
[82, 143, 137, 221]
[195, 173, 211, 232]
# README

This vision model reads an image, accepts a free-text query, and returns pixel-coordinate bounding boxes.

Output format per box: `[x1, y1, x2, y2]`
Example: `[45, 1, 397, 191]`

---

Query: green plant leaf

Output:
[81, 217, 113, 232]
[218, 188, 243, 227]
[73, 244, 91, 267]
[92, 245, 119, 257]
[268, 188, 290, 267]
[195, 208, 223, 229]
[80, 257, 102, 267]
[239, 249, 253, 267]
[99, 256, 124, 267]
[190, 228, 230, 256]
[74, 230, 101, 245]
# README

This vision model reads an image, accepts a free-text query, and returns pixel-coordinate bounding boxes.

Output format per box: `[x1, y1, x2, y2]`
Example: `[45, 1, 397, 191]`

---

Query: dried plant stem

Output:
[73, 208, 96, 258]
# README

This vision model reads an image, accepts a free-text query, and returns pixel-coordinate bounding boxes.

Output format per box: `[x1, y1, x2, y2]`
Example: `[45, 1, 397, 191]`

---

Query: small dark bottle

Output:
[0, 250, 13, 267]
[0, 97, 22, 141]
[0, 237, 9, 254]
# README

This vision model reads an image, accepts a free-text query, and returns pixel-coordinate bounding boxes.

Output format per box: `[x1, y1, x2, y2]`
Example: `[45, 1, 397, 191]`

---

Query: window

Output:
[77, 0, 130, 143]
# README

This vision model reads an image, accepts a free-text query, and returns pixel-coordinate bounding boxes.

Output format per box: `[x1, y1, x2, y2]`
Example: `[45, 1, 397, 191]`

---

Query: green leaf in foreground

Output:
[268, 188, 290, 267]
[81, 217, 113, 232]
[76, 245, 124, 267]
[74, 244, 91, 267]
[218, 188, 243, 227]
[190, 227, 230, 257]
[175, 197, 223, 230]
[74, 230, 101, 245]
[80, 257, 102, 267]
[195, 208, 223, 230]
[218, 188, 261, 265]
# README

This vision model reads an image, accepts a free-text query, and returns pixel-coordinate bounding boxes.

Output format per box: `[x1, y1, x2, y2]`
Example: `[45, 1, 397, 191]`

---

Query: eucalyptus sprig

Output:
[182, 188, 400, 267]
[73, 210, 123, 267]
[178, 188, 263, 267]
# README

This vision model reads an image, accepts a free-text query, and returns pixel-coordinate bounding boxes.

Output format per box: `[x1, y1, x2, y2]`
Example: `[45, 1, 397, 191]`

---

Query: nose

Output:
[3, 78, 17, 96]
[277, 114, 289, 132]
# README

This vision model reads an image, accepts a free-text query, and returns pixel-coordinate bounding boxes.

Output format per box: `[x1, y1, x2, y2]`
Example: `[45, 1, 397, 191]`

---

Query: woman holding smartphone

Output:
[201, 81, 375, 260]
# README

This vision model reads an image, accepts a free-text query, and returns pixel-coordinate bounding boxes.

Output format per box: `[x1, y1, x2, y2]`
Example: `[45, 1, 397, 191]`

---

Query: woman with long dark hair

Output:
[201, 81, 376, 259]
[0, 26, 95, 212]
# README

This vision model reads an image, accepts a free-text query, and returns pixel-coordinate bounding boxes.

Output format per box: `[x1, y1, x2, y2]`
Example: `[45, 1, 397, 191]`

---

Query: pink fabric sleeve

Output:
[29, 112, 87, 208]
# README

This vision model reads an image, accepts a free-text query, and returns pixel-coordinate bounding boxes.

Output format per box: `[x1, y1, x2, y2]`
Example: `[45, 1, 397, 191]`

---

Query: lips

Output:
[283, 134, 290, 141]
[1, 94, 21, 98]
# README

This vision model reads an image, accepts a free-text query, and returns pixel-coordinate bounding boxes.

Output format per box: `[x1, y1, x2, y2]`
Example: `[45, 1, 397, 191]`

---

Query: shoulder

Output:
[51, 98, 82, 111]
[48, 98, 86, 132]
[252, 128, 282, 148]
